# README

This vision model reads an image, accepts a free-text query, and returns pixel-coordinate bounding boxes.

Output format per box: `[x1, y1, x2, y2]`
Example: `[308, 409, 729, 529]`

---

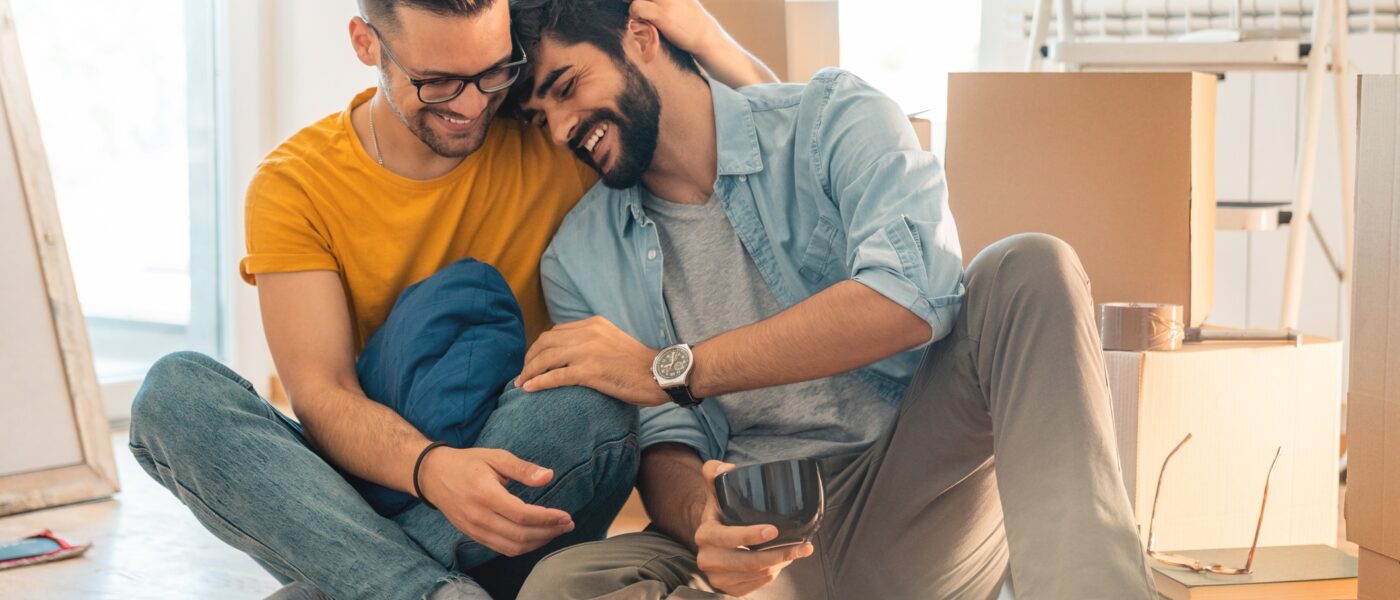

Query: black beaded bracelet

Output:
[413, 441, 450, 510]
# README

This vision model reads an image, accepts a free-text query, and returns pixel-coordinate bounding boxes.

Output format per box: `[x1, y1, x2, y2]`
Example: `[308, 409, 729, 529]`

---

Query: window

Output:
[13, 0, 223, 386]
[839, 1, 984, 155]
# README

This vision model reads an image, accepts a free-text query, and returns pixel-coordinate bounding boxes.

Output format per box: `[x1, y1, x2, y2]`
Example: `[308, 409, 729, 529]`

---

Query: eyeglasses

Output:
[1145, 433, 1281, 575]
[364, 19, 528, 104]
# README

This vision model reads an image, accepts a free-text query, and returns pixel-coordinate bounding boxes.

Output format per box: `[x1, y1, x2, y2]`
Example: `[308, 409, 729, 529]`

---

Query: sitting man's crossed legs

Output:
[128, 353, 638, 600]
[519, 235, 1156, 600]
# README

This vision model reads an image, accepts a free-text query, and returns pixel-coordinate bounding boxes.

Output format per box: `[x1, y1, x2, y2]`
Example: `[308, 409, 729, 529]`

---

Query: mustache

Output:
[423, 107, 474, 122]
[569, 110, 621, 158]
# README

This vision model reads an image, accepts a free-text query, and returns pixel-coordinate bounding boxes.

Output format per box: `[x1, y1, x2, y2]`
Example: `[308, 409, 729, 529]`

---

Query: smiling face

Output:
[371, 1, 515, 158]
[522, 36, 662, 189]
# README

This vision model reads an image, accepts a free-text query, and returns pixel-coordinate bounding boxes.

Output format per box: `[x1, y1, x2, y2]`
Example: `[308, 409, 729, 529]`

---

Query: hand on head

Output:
[627, 0, 726, 54]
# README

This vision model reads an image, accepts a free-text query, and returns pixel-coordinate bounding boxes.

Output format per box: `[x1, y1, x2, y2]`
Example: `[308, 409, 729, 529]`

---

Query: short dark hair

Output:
[359, 0, 497, 32]
[510, 0, 701, 78]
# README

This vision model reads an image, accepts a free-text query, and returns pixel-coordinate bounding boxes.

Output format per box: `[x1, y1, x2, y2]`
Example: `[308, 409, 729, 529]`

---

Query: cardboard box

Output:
[702, 0, 839, 83]
[946, 73, 1217, 327]
[1104, 336, 1342, 551]
[1360, 547, 1400, 600]
[909, 115, 932, 152]
[1348, 74, 1400, 564]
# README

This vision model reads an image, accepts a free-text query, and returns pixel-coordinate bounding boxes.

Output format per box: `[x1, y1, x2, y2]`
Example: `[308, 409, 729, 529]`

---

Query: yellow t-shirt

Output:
[240, 88, 596, 352]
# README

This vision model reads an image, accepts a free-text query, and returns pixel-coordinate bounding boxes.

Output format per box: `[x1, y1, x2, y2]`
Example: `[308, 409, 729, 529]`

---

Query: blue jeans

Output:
[127, 351, 639, 600]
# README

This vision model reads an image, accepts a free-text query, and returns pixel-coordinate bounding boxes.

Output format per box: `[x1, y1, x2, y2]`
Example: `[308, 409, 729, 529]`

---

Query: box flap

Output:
[1189, 72, 1217, 325]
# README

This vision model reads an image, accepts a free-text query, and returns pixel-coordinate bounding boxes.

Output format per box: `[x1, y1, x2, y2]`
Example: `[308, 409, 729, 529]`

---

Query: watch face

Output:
[656, 347, 691, 380]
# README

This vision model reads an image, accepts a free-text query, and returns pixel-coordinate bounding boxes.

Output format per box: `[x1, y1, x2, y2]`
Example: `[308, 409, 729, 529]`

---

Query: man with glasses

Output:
[125, 1, 776, 599]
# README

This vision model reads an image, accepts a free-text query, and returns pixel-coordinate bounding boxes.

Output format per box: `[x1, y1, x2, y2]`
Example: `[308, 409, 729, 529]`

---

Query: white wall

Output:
[220, 0, 373, 396]
[268, 0, 375, 142]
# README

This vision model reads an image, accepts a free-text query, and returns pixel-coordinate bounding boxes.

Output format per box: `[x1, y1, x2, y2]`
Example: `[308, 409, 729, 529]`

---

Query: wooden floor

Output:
[0, 428, 280, 599]
[0, 430, 1356, 599]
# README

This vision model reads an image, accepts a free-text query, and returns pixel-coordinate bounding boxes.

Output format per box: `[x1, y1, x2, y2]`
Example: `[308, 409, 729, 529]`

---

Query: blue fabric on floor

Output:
[352, 258, 526, 516]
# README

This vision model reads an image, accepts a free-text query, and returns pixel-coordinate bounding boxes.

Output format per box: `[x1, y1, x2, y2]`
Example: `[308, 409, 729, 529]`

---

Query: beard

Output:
[572, 60, 661, 190]
[381, 76, 503, 158]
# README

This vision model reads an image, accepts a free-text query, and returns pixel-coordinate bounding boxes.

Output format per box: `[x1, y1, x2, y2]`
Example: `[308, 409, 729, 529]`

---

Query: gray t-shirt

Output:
[642, 190, 897, 467]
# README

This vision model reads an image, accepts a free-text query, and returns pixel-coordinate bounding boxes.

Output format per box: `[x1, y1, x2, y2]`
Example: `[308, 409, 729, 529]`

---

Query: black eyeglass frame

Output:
[364, 19, 529, 104]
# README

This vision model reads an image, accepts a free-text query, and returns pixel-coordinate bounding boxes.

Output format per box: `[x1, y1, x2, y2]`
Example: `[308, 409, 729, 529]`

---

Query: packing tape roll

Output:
[1099, 303, 1185, 351]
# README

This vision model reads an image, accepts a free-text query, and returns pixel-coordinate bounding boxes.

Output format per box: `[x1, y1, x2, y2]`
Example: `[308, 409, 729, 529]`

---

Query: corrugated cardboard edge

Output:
[1385, 75, 1400, 564]
[1348, 74, 1400, 561]
[1104, 350, 1146, 506]
[1349, 390, 1385, 551]
[1188, 73, 1217, 327]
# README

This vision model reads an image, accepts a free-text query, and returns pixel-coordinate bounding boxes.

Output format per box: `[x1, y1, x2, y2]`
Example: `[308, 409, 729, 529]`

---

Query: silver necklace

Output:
[368, 94, 385, 167]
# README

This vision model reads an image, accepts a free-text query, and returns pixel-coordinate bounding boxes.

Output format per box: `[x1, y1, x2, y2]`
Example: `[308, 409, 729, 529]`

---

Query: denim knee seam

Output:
[531, 434, 638, 508]
[128, 445, 313, 584]
[456, 434, 638, 559]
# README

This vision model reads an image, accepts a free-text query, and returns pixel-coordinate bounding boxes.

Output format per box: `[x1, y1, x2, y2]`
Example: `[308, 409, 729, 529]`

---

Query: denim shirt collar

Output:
[618, 78, 763, 229]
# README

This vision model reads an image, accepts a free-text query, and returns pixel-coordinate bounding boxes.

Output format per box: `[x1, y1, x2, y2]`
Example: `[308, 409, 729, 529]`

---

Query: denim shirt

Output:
[540, 69, 965, 461]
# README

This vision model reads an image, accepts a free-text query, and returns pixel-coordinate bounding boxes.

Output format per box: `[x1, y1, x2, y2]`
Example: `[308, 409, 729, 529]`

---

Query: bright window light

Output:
[12, 0, 221, 382]
[839, 0, 984, 155]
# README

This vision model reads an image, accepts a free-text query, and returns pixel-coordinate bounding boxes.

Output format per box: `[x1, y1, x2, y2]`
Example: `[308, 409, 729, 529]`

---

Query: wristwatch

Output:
[652, 343, 702, 408]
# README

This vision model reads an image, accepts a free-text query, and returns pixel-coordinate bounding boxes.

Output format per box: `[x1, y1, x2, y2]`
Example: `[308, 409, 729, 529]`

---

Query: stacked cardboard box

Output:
[701, 0, 839, 83]
[1105, 337, 1342, 551]
[1348, 74, 1400, 600]
[946, 73, 1217, 327]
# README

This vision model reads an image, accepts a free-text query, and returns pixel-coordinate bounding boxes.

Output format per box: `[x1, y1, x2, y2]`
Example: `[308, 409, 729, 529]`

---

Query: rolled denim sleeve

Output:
[812, 70, 966, 346]
[639, 402, 729, 462]
[540, 237, 727, 461]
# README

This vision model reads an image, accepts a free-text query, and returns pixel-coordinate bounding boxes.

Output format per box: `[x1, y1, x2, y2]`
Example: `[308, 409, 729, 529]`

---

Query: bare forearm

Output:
[294, 387, 430, 495]
[690, 280, 930, 398]
[638, 443, 709, 550]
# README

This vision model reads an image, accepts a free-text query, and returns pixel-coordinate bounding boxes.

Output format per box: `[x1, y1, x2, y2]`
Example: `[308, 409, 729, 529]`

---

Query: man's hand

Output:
[516, 316, 669, 407]
[695, 461, 814, 597]
[629, 0, 725, 56]
[417, 447, 575, 557]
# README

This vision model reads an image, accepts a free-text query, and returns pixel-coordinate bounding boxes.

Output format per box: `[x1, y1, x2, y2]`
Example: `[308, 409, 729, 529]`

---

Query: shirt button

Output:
[739, 175, 748, 182]
[647, 249, 658, 260]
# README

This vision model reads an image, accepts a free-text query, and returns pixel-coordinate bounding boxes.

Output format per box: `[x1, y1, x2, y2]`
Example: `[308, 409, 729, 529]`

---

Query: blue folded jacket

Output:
[350, 258, 526, 517]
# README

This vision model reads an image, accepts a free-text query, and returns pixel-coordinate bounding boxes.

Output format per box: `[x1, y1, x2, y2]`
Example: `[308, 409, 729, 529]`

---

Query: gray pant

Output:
[517, 234, 1158, 600]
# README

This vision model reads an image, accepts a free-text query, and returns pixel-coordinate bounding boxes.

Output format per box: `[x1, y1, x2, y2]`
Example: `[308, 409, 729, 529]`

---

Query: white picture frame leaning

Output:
[0, 0, 119, 516]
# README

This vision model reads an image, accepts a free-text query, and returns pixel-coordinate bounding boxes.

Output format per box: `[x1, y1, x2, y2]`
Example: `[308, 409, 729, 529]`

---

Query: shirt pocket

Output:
[798, 215, 842, 285]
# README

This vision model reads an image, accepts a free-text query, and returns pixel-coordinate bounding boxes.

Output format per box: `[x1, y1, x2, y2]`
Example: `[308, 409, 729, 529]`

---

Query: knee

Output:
[129, 351, 240, 448]
[970, 233, 1089, 294]
[499, 385, 639, 445]
[516, 542, 609, 600]
[519, 534, 691, 600]
[492, 385, 640, 494]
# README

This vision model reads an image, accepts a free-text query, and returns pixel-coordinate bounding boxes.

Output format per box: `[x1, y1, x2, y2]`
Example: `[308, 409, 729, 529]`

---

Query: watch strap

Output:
[664, 385, 702, 408]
